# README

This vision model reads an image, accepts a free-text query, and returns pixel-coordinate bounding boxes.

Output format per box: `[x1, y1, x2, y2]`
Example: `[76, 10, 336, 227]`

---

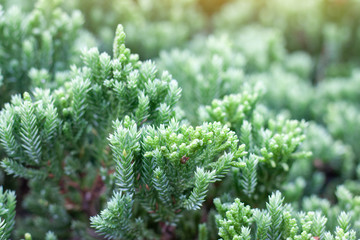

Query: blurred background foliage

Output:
[0, 0, 360, 239]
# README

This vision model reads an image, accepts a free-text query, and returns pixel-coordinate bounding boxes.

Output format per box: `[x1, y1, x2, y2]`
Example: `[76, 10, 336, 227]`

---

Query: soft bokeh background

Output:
[0, 0, 360, 238]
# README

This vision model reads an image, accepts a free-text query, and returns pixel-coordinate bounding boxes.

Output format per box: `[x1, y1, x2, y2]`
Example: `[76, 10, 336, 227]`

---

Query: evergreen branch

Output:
[19, 93, 42, 165]
[109, 117, 140, 194]
[70, 77, 91, 125]
[152, 167, 172, 207]
[182, 168, 215, 210]
[252, 209, 271, 240]
[266, 191, 284, 240]
[113, 25, 129, 60]
[134, 91, 150, 126]
[0, 219, 6, 240]
[90, 192, 135, 240]
[0, 106, 23, 160]
[240, 154, 258, 198]
[1, 158, 47, 180]
[0, 187, 16, 240]
[337, 212, 351, 233]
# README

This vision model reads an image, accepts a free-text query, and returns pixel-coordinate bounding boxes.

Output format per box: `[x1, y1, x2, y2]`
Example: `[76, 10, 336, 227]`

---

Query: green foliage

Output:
[0, 0, 359, 239]
[198, 223, 208, 240]
[0, 25, 182, 239]
[202, 92, 310, 204]
[226, 26, 287, 72]
[158, 35, 246, 124]
[91, 192, 135, 239]
[303, 185, 360, 236]
[0, 187, 16, 240]
[91, 118, 246, 238]
[45, 232, 58, 240]
[157, 27, 313, 123]
[286, 122, 355, 200]
[0, 91, 60, 180]
[67, 0, 205, 59]
[312, 70, 360, 117]
[214, 0, 360, 63]
[258, 66, 314, 120]
[325, 102, 360, 157]
[0, 0, 87, 107]
[215, 191, 358, 240]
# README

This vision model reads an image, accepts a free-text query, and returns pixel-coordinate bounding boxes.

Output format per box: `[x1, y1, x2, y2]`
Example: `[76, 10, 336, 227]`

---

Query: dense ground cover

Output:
[0, 0, 359, 239]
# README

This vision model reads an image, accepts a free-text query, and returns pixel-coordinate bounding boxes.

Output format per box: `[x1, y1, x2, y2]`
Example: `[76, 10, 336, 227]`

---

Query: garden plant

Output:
[0, 0, 359, 239]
